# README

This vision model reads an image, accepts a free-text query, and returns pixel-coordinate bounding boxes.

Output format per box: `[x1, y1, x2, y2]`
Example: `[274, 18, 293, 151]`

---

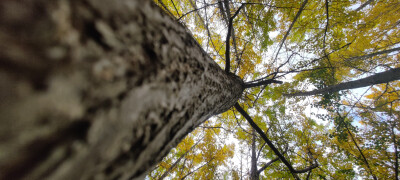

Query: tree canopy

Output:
[150, 0, 400, 179]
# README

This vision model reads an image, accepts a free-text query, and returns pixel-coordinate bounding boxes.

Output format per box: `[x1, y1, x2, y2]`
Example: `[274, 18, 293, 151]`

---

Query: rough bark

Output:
[0, 0, 244, 179]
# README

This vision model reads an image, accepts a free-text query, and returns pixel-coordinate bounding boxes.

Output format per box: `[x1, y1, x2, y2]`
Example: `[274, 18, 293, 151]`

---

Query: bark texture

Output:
[0, 0, 244, 179]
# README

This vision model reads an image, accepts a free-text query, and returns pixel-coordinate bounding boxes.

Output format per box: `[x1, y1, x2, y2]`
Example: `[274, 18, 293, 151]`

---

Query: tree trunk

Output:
[250, 130, 259, 180]
[0, 0, 244, 179]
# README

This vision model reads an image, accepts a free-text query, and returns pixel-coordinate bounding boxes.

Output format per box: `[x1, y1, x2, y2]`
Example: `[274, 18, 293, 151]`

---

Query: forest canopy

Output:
[149, 0, 400, 179]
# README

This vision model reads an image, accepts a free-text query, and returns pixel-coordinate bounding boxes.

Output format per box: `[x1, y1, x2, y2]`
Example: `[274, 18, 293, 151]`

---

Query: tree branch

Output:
[340, 114, 377, 180]
[218, 0, 228, 24]
[187, 0, 225, 61]
[234, 103, 318, 180]
[156, 0, 175, 17]
[343, 47, 400, 63]
[244, 79, 283, 89]
[355, 0, 374, 12]
[223, 0, 240, 68]
[306, 169, 312, 180]
[225, 5, 244, 73]
[178, 3, 218, 21]
[170, 0, 181, 17]
[257, 157, 279, 174]
[286, 67, 400, 97]
[273, 0, 308, 64]
[158, 138, 202, 180]
[334, 96, 377, 180]
[199, 125, 235, 133]
[247, 41, 353, 85]
[323, 0, 335, 79]
[181, 158, 214, 180]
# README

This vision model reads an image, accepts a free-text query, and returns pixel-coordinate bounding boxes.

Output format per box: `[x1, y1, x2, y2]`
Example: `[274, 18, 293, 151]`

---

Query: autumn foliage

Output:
[150, 0, 400, 179]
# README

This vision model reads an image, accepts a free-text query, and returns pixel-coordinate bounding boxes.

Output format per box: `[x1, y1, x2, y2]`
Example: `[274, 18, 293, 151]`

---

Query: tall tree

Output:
[1, 0, 399, 179]
[152, 0, 399, 179]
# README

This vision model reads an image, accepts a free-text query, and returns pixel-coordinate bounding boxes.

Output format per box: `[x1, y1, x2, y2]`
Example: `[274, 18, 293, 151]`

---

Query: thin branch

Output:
[157, 0, 175, 17]
[306, 169, 312, 180]
[239, 2, 300, 9]
[323, 0, 335, 79]
[198, 125, 235, 133]
[218, 0, 228, 24]
[256, 142, 267, 162]
[252, 85, 268, 107]
[335, 89, 377, 180]
[234, 103, 318, 180]
[225, 4, 244, 73]
[343, 47, 400, 63]
[273, 0, 308, 64]
[244, 79, 283, 89]
[275, 51, 297, 75]
[355, 0, 374, 12]
[286, 67, 400, 97]
[248, 41, 354, 85]
[234, 103, 292, 171]
[178, 3, 218, 21]
[323, 0, 329, 56]
[297, 40, 353, 70]
[234, 6, 256, 73]
[187, 0, 225, 61]
[342, 115, 377, 180]
[158, 138, 203, 180]
[170, 0, 181, 17]
[257, 145, 289, 174]
[181, 158, 214, 180]
[257, 157, 279, 174]
[223, 0, 240, 68]
[232, 109, 255, 136]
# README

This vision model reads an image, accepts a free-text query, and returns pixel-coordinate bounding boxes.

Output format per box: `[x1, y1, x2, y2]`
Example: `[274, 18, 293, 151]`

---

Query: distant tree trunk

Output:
[390, 124, 399, 180]
[0, 0, 243, 179]
[250, 130, 259, 180]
